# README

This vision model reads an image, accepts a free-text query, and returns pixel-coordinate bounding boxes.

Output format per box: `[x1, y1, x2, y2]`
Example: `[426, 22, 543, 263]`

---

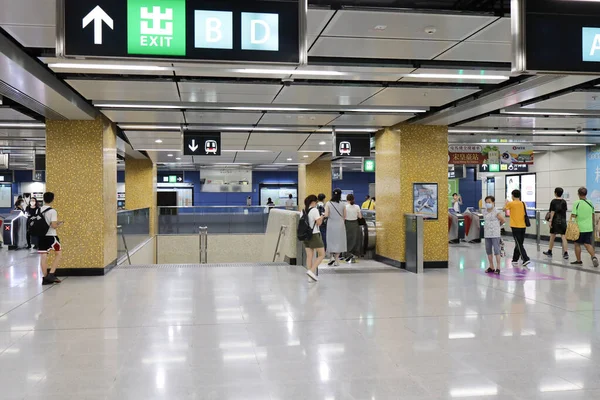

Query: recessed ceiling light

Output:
[407, 73, 508, 81]
[319, 141, 327, 145]
[48, 63, 171, 71]
[303, 155, 309, 158]
[287, 158, 293, 161]
[155, 139, 163, 143]
[234, 68, 347, 76]
[374, 25, 387, 30]
[176, 157, 181, 160]
[167, 154, 173, 157]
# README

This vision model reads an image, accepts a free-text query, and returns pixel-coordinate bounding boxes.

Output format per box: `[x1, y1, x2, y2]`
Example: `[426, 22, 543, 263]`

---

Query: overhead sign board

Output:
[335, 134, 371, 158]
[59, 0, 305, 64]
[448, 145, 534, 166]
[158, 172, 184, 183]
[480, 163, 529, 173]
[183, 131, 221, 156]
[513, 0, 600, 73]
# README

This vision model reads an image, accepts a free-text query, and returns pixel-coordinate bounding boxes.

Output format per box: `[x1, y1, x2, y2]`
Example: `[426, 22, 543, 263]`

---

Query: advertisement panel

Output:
[449, 145, 534, 166]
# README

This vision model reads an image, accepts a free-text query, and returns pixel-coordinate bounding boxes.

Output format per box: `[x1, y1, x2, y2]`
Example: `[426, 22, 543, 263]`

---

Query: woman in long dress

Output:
[324, 188, 347, 266]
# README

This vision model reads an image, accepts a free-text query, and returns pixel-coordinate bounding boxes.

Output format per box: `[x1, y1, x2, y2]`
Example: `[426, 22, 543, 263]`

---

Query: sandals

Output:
[485, 268, 494, 273]
[494, 269, 501, 275]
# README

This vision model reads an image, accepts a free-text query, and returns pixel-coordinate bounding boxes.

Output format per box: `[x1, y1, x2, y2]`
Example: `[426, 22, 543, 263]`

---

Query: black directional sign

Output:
[59, 0, 303, 64]
[184, 131, 221, 156]
[335, 134, 371, 157]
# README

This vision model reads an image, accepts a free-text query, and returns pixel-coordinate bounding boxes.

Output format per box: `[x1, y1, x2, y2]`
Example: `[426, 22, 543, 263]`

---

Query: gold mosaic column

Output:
[375, 125, 449, 268]
[125, 158, 157, 236]
[298, 159, 332, 208]
[46, 117, 117, 274]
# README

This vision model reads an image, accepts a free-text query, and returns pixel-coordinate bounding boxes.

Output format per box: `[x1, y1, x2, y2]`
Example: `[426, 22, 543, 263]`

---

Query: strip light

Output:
[408, 73, 508, 80]
[49, 63, 171, 71]
[0, 122, 46, 128]
[234, 68, 347, 76]
[501, 110, 584, 116]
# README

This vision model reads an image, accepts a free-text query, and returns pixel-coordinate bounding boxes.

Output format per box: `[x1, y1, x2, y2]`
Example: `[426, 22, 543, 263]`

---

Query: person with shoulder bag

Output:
[324, 188, 347, 266]
[503, 189, 532, 267]
[543, 187, 569, 260]
[298, 195, 324, 282]
[570, 187, 599, 267]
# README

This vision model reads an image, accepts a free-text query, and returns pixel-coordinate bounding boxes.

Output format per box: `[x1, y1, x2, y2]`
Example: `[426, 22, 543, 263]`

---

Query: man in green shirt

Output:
[571, 187, 598, 267]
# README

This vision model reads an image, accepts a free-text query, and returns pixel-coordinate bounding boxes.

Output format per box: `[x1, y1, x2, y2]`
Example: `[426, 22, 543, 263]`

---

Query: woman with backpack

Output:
[302, 195, 324, 282]
[324, 188, 347, 267]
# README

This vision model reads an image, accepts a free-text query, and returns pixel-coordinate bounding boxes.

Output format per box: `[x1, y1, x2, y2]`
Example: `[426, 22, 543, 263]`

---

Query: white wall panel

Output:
[310, 37, 454, 60]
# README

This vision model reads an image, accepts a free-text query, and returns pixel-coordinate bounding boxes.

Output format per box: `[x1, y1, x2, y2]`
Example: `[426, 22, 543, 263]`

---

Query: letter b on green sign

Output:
[127, 0, 186, 56]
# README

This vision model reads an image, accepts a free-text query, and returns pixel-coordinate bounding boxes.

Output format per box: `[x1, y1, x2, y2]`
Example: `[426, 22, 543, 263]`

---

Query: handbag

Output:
[566, 220, 580, 241]
[523, 202, 531, 227]
[545, 211, 552, 222]
[357, 217, 366, 226]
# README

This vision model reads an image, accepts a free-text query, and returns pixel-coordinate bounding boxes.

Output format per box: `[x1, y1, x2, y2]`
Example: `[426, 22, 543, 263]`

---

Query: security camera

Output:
[577, 126, 583, 133]
[282, 78, 294, 87]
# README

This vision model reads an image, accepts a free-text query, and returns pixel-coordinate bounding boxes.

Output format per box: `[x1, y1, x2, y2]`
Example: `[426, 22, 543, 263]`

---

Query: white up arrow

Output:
[82, 6, 114, 45]
[188, 139, 199, 152]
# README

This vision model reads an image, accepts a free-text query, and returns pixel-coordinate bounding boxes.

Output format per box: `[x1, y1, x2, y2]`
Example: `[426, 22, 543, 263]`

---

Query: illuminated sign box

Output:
[60, 0, 303, 64]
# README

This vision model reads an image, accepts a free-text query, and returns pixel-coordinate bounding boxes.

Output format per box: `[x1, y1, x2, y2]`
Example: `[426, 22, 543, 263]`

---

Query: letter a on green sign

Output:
[128, 0, 186, 56]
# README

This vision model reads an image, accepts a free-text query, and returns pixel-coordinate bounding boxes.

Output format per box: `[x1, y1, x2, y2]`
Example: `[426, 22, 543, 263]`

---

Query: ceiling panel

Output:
[234, 152, 279, 163]
[459, 116, 597, 129]
[0, 0, 55, 26]
[309, 37, 454, 59]
[362, 87, 479, 107]
[259, 113, 336, 126]
[103, 110, 185, 124]
[435, 42, 512, 62]
[2, 25, 55, 48]
[178, 82, 280, 103]
[274, 85, 380, 105]
[0, 129, 44, 137]
[323, 10, 495, 41]
[0, 108, 34, 121]
[331, 114, 409, 126]
[467, 18, 511, 43]
[299, 65, 415, 82]
[222, 132, 250, 148]
[185, 112, 262, 125]
[247, 133, 309, 146]
[524, 91, 600, 110]
[192, 154, 236, 164]
[67, 80, 180, 101]
[307, 9, 335, 36]
[299, 134, 332, 152]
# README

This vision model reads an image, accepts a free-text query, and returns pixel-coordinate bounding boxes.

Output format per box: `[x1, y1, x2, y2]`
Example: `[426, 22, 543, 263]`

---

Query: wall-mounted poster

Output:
[413, 183, 438, 220]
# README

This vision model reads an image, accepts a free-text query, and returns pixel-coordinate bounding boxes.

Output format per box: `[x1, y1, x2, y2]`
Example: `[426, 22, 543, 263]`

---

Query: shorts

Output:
[38, 236, 62, 253]
[304, 233, 324, 249]
[550, 221, 567, 235]
[485, 237, 501, 255]
[576, 232, 593, 245]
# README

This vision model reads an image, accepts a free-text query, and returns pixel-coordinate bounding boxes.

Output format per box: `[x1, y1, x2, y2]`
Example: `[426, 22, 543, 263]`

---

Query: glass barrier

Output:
[157, 206, 287, 235]
[117, 208, 150, 260]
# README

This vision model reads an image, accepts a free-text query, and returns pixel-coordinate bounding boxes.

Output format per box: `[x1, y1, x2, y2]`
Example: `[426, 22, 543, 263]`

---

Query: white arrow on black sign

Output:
[82, 6, 114, 45]
[188, 139, 199, 153]
[177, 177, 183, 182]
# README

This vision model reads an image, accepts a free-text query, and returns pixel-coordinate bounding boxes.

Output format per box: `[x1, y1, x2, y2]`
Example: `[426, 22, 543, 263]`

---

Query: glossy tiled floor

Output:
[2, 240, 600, 399]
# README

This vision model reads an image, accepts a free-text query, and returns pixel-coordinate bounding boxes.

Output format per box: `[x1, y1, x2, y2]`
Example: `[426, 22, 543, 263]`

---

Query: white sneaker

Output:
[511, 261, 519, 267]
[306, 270, 318, 282]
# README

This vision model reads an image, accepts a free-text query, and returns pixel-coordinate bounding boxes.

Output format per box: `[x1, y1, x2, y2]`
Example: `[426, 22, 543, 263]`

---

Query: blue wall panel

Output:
[458, 168, 482, 210]
[332, 172, 375, 204]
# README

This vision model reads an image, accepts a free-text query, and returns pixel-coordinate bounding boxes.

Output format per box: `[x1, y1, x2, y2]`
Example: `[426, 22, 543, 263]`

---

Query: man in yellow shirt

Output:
[503, 189, 531, 267]
[361, 195, 375, 210]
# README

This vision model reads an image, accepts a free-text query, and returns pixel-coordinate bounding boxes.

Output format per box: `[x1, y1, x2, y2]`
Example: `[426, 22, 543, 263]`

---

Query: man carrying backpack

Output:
[34, 192, 63, 285]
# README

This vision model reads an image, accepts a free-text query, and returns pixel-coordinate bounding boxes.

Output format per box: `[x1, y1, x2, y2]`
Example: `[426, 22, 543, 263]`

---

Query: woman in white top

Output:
[483, 195, 505, 274]
[303, 195, 324, 282]
[344, 194, 363, 263]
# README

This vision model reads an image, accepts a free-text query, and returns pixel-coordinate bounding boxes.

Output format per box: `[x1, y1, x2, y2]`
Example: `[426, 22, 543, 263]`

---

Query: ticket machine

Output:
[448, 208, 465, 244]
[463, 207, 484, 243]
[2, 210, 27, 250]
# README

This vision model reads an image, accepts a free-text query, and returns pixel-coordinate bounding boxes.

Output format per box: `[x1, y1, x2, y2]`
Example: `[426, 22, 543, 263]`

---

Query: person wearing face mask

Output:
[483, 196, 505, 274]
[25, 198, 40, 250]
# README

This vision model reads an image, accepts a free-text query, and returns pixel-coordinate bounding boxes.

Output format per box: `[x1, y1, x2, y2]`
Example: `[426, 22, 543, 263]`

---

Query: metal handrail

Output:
[117, 225, 132, 265]
[158, 206, 286, 209]
[199, 226, 208, 264]
[117, 207, 151, 214]
[273, 225, 288, 262]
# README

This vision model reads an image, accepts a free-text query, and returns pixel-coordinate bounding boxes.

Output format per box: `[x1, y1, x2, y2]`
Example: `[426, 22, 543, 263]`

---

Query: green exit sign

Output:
[363, 159, 376, 172]
[489, 164, 500, 172]
[169, 175, 177, 183]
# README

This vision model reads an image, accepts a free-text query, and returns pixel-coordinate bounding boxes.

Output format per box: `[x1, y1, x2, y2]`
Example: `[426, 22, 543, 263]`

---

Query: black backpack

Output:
[29, 208, 52, 237]
[297, 208, 316, 241]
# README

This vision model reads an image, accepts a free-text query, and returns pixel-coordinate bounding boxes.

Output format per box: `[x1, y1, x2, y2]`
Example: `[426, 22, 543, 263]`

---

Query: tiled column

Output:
[124, 158, 157, 236]
[298, 159, 332, 208]
[375, 125, 449, 268]
[45, 117, 118, 274]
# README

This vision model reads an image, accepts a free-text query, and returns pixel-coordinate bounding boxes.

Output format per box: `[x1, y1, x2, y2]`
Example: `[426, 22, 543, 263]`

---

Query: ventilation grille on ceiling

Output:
[0, 79, 65, 120]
